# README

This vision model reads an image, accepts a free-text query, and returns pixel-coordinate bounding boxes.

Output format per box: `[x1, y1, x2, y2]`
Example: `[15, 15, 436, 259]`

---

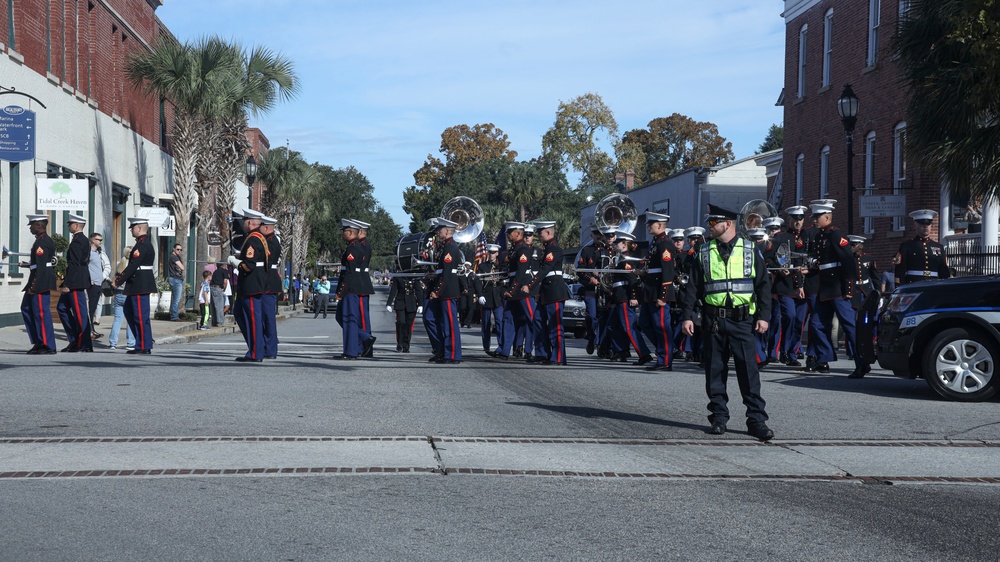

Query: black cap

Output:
[705, 204, 739, 221]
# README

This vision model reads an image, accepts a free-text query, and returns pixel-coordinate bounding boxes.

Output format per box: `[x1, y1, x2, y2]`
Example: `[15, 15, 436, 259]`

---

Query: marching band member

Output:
[801, 203, 825, 370]
[428, 218, 463, 363]
[775, 206, 809, 367]
[421, 218, 442, 361]
[503, 222, 537, 362]
[608, 231, 653, 364]
[682, 226, 707, 364]
[668, 229, 690, 362]
[747, 227, 771, 367]
[576, 225, 603, 355]
[352, 219, 376, 357]
[22, 214, 57, 354]
[523, 220, 571, 365]
[113, 217, 156, 355]
[595, 226, 618, 359]
[894, 209, 950, 286]
[57, 213, 93, 353]
[847, 234, 879, 369]
[387, 271, 424, 353]
[260, 215, 282, 359]
[334, 219, 370, 360]
[761, 216, 786, 366]
[477, 245, 504, 354]
[638, 212, 675, 371]
[517, 223, 540, 359]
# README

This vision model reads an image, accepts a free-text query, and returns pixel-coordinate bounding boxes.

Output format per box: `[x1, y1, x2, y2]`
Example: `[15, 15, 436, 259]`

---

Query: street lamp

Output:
[245, 155, 257, 209]
[838, 84, 860, 235]
[289, 202, 297, 310]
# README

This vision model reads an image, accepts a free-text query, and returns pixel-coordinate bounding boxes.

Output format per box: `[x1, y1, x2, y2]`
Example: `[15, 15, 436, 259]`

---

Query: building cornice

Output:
[782, 0, 822, 23]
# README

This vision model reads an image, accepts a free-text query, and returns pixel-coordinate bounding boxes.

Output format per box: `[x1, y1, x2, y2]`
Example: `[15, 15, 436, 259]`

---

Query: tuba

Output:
[737, 199, 778, 239]
[593, 193, 638, 235]
[441, 196, 484, 243]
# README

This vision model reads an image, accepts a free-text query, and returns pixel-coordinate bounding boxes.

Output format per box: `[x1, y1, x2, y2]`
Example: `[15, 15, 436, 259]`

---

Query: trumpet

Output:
[1, 245, 35, 269]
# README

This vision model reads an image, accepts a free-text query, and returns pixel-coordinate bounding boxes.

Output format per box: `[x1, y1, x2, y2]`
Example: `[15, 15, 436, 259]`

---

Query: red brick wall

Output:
[782, 0, 938, 268]
[4, 0, 168, 150]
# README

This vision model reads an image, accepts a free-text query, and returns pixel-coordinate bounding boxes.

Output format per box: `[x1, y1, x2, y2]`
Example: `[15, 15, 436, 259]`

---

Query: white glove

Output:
[417, 306, 423, 314]
[478, 296, 486, 305]
[386, 305, 393, 313]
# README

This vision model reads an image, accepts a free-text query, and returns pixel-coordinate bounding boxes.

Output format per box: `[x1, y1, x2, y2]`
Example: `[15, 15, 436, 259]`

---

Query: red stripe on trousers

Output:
[446, 300, 456, 359]
[136, 296, 145, 349]
[622, 304, 641, 353]
[73, 291, 85, 347]
[555, 302, 563, 364]
[37, 294, 47, 346]
[359, 296, 367, 330]
[525, 299, 534, 320]
[250, 298, 257, 358]
[659, 306, 670, 365]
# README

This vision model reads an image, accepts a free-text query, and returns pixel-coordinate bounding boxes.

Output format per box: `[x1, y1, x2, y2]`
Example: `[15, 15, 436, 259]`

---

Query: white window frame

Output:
[822, 9, 833, 88]
[820, 146, 830, 199]
[867, 0, 881, 67]
[796, 154, 805, 205]
[893, 123, 907, 231]
[797, 24, 808, 98]
[864, 132, 876, 234]
[897, 0, 910, 31]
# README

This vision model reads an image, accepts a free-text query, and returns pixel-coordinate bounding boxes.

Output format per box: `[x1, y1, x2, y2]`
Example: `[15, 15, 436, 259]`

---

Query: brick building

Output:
[779, 0, 994, 268]
[0, 0, 257, 326]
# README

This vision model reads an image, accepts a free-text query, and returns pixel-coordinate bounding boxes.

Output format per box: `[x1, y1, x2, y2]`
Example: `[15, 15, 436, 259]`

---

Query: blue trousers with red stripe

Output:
[235, 293, 263, 359]
[21, 292, 55, 350]
[511, 297, 535, 354]
[433, 298, 462, 361]
[359, 295, 372, 343]
[777, 296, 806, 360]
[338, 293, 364, 357]
[806, 293, 821, 358]
[611, 303, 650, 357]
[643, 303, 673, 368]
[495, 301, 515, 357]
[537, 301, 566, 364]
[57, 288, 92, 350]
[421, 297, 441, 356]
[481, 304, 502, 351]
[261, 293, 279, 358]
[123, 293, 153, 351]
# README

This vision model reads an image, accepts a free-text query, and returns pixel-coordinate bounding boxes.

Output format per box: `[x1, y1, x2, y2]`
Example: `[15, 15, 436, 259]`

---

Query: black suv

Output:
[877, 276, 1000, 401]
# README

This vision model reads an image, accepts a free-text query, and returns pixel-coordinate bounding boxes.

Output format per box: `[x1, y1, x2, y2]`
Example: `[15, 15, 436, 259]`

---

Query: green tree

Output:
[257, 146, 319, 274]
[896, 0, 1000, 199]
[127, 36, 238, 256]
[621, 114, 734, 183]
[540, 92, 619, 189]
[758, 124, 783, 154]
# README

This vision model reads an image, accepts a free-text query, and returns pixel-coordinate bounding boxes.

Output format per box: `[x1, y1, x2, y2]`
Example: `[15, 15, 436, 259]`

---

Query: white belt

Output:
[545, 271, 561, 277]
[138, 266, 154, 270]
[433, 269, 458, 274]
[29, 263, 53, 270]
[254, 262, 264, 267]
[905, 270, 939, 277]
[612, 281, 628, 288]
[646, 268, 662, 273]
[270, 265, 278, 269]
[818, 262, 840, 270]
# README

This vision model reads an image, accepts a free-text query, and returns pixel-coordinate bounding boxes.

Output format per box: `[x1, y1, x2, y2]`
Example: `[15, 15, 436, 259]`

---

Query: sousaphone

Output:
[738, 199, 778, 239]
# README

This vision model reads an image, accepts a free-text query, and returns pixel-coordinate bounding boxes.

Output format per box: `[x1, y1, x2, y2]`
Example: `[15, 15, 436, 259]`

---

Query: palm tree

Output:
[258, 147, 318, 274]
[501, 162, 545, 222]
[126, 37, 237, 255]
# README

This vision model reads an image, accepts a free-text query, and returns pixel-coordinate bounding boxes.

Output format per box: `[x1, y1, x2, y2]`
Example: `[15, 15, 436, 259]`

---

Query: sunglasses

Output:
[706, 219, 725, 227]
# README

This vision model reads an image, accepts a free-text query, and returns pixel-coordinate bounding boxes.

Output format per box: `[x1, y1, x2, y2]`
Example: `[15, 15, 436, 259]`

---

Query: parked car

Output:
[877, 276, 999, 401]
[563, 283, 587, 338]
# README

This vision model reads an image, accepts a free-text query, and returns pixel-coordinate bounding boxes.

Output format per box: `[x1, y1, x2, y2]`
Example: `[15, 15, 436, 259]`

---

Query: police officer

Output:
[477, 244, 504, 354]
[428, 218, 463, 363]
[638, 212, 676, 371]
[57, 213, 93, 352]
[575, 225, 604, 355]
[775, 206, 809, 367]
[503, 222, 537, 361]
[259, 215, 282, 359]
[233, 210, 268, 362]
[894, 209, 950, 286]
[523, 220, 571, 365]
[680, 204, 773, 441]
[335, 219, 370, 360]
[808, 200, 864, 377]
[387, 270, 424, 353]
[113, 217, 156, 354]
[22, 214, 57, 354]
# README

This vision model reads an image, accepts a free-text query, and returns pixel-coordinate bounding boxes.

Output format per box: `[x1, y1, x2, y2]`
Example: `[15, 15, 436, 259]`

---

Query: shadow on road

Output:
[507, 401, 707, 431]
[768, 371, 942, 401]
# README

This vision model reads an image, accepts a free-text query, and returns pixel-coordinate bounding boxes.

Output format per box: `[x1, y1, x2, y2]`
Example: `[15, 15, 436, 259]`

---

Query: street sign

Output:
[137, 207, 173, 229]
[860, 194, 906, 218]
[0, 105, 36, 162]
[207, 233, 222, 246]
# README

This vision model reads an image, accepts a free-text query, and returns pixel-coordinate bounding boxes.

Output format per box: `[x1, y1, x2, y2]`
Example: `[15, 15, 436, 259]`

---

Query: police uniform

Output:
[679, 204, 773, 441]
[335, 219, 372, 359]
[524, 221, 571, 365]
[388, 274, 424, 352]
[261, 215, 282, 359]
[21, 214, 57, 354]
[638, 212, 676, 371]
[894, 209, 950, 286]
[57, 214, 93, 352]
[118, 217, 157, 353]
[477, 246, 504, 354]
[428, 219, 463, 363]
[234, 210, 268, 361]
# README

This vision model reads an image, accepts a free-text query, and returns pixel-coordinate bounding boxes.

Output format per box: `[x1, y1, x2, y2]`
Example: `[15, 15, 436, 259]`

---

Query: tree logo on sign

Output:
[49, 181, 72, 198]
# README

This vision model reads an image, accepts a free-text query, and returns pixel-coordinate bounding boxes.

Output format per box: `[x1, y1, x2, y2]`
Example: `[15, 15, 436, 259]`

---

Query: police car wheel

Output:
[922, 327, 998, 402]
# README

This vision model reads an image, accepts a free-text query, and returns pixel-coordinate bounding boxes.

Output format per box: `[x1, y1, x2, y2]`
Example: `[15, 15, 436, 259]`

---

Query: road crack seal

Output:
[774, 443, 852, 478]
[427, 436, 446, 475]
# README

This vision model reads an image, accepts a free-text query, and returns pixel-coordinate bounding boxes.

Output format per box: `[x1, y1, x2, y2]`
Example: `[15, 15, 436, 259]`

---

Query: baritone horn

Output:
[594, 193, 638, 234]
[442, 196, 484, 243]
[737, 199, 778, 239]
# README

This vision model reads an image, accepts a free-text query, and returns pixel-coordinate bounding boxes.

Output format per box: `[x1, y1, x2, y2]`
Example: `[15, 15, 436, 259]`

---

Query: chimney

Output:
[626, 169, 635, 190]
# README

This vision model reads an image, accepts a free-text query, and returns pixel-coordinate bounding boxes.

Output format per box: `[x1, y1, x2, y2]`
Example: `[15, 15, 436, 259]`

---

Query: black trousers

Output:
[394, 309, 417, 351]
[702, 315, 768, 425]
[87, 284, 103, 327]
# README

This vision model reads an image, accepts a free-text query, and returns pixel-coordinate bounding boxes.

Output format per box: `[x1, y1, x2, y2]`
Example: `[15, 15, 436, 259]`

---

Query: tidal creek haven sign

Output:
[37, 178, 89, 211]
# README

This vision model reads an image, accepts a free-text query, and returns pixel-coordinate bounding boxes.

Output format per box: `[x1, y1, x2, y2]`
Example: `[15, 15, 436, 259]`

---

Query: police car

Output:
[877, 276, 1000, 401]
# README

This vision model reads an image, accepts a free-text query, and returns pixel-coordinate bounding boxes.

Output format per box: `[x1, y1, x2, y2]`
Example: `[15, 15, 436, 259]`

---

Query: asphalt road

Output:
[2, 289, 999, 561]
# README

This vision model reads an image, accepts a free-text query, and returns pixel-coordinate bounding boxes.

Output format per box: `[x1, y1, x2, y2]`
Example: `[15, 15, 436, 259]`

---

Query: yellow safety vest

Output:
[699, 237, 756, 314]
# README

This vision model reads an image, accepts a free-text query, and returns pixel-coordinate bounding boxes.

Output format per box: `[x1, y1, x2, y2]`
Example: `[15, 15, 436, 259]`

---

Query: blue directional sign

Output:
[0, 105, 36, 162]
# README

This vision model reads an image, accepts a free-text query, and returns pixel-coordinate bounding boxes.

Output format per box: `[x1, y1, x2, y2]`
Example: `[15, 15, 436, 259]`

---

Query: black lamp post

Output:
[289, 202, 297, 310]
[245, 155, 257, 209]
[837, 84, 860, 235]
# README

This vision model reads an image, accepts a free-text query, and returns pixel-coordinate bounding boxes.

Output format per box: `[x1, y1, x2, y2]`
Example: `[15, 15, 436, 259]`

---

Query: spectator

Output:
[167, 243, 186, 320]
[198, 270, 212, 329]
[313, 275, 331, 319]
[210, 261, 229, 327]
[88, 233, 111, 339]
[108, 246, 136, 351]
[880, 269, 896, 295]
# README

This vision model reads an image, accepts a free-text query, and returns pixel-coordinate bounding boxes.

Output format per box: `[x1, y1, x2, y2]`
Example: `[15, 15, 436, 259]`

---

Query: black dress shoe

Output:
[396, 346, 402, 352]
[333, 355, 358, 361]
[235, 356, 262, 362]
[428, 355, 443, 363]
[79, 347, 94, 353]
[645, 364, 672, 371]
[489, 353, 509, 360]
[748, 423, 775, 442]
[38, 347, 57, 355]
[62, 345, 79, 353]
[512, 346, 523, 358]
[362, 337, 377, 356]
[848, 365, 871, 379]
[401, 348, 409, 353]
[757, 361, 769, 370]
[535, 358, 553, 365]
[434, 358, 461, 364]
[634, 355, 654, 366]
[786, 359, 802, 367]
[127, 349, 151, 355]
[264, 355, 277, 359]
[523, 353, 533, 361]
[26, 344, 44, 354]
[709, 422, 727, 435]
[586, 340, 595, 355]
[809, 362, 830, 373]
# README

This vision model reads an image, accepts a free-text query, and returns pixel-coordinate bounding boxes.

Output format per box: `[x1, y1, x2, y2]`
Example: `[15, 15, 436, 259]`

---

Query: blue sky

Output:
[157, 0, 786, 227]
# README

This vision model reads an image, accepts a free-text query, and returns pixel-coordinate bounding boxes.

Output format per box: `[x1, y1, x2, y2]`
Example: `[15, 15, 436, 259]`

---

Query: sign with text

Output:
[860, 194, 906, 218]
[158, 215, 176, 237]
[136, 206, 172, 229]
[0, 105, 36, 162]
[36, 178, 88, 211]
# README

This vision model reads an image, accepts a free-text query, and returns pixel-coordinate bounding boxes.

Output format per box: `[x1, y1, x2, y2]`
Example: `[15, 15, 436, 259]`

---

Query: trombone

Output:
[1, 245, 32, 269]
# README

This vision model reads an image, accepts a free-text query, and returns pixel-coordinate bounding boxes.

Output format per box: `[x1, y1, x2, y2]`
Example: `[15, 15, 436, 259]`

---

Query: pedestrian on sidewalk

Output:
[210, 261, 228, 327]
[198, 270, 212, 329]
[87, 233, 111, 339]
[313, 275, 331, 318]
[108, 246, 136, 350]
[167, 243, 186, 320]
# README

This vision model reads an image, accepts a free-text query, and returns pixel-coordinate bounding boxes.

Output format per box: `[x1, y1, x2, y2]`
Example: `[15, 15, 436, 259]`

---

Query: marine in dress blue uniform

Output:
[495, 222, 534, 360]
[893, 209, 950, 287]
[57, 213, 93, 352]
[427, 218, 463, 363]
[476, 245, 504, 354]
[21, 214, 57, 354]
[608, 231, 652, 363]
[259, 215, 282, 359]
[639, 212, 676, 371]
[595, 226, 618, 359]
[334, 219, 370, 359]
[388, 274, 424, 353]
[234, 210, 267, 362]
[354, 219, 376, 356]
[575, 225, 603, 355]
[847, 235, 879, 372]
[113, 217, 156, 354]
[516, 224, 539, 359]
[773, 206, 809, 367]
[523, 221, 571, 365]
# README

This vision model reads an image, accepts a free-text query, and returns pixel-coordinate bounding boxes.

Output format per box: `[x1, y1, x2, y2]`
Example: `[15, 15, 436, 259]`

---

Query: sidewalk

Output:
[0, 306, 301, 351]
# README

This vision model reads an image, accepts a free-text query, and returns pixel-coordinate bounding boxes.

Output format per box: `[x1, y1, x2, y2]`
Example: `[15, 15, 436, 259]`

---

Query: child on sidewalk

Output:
[198, 270, 212, 330]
